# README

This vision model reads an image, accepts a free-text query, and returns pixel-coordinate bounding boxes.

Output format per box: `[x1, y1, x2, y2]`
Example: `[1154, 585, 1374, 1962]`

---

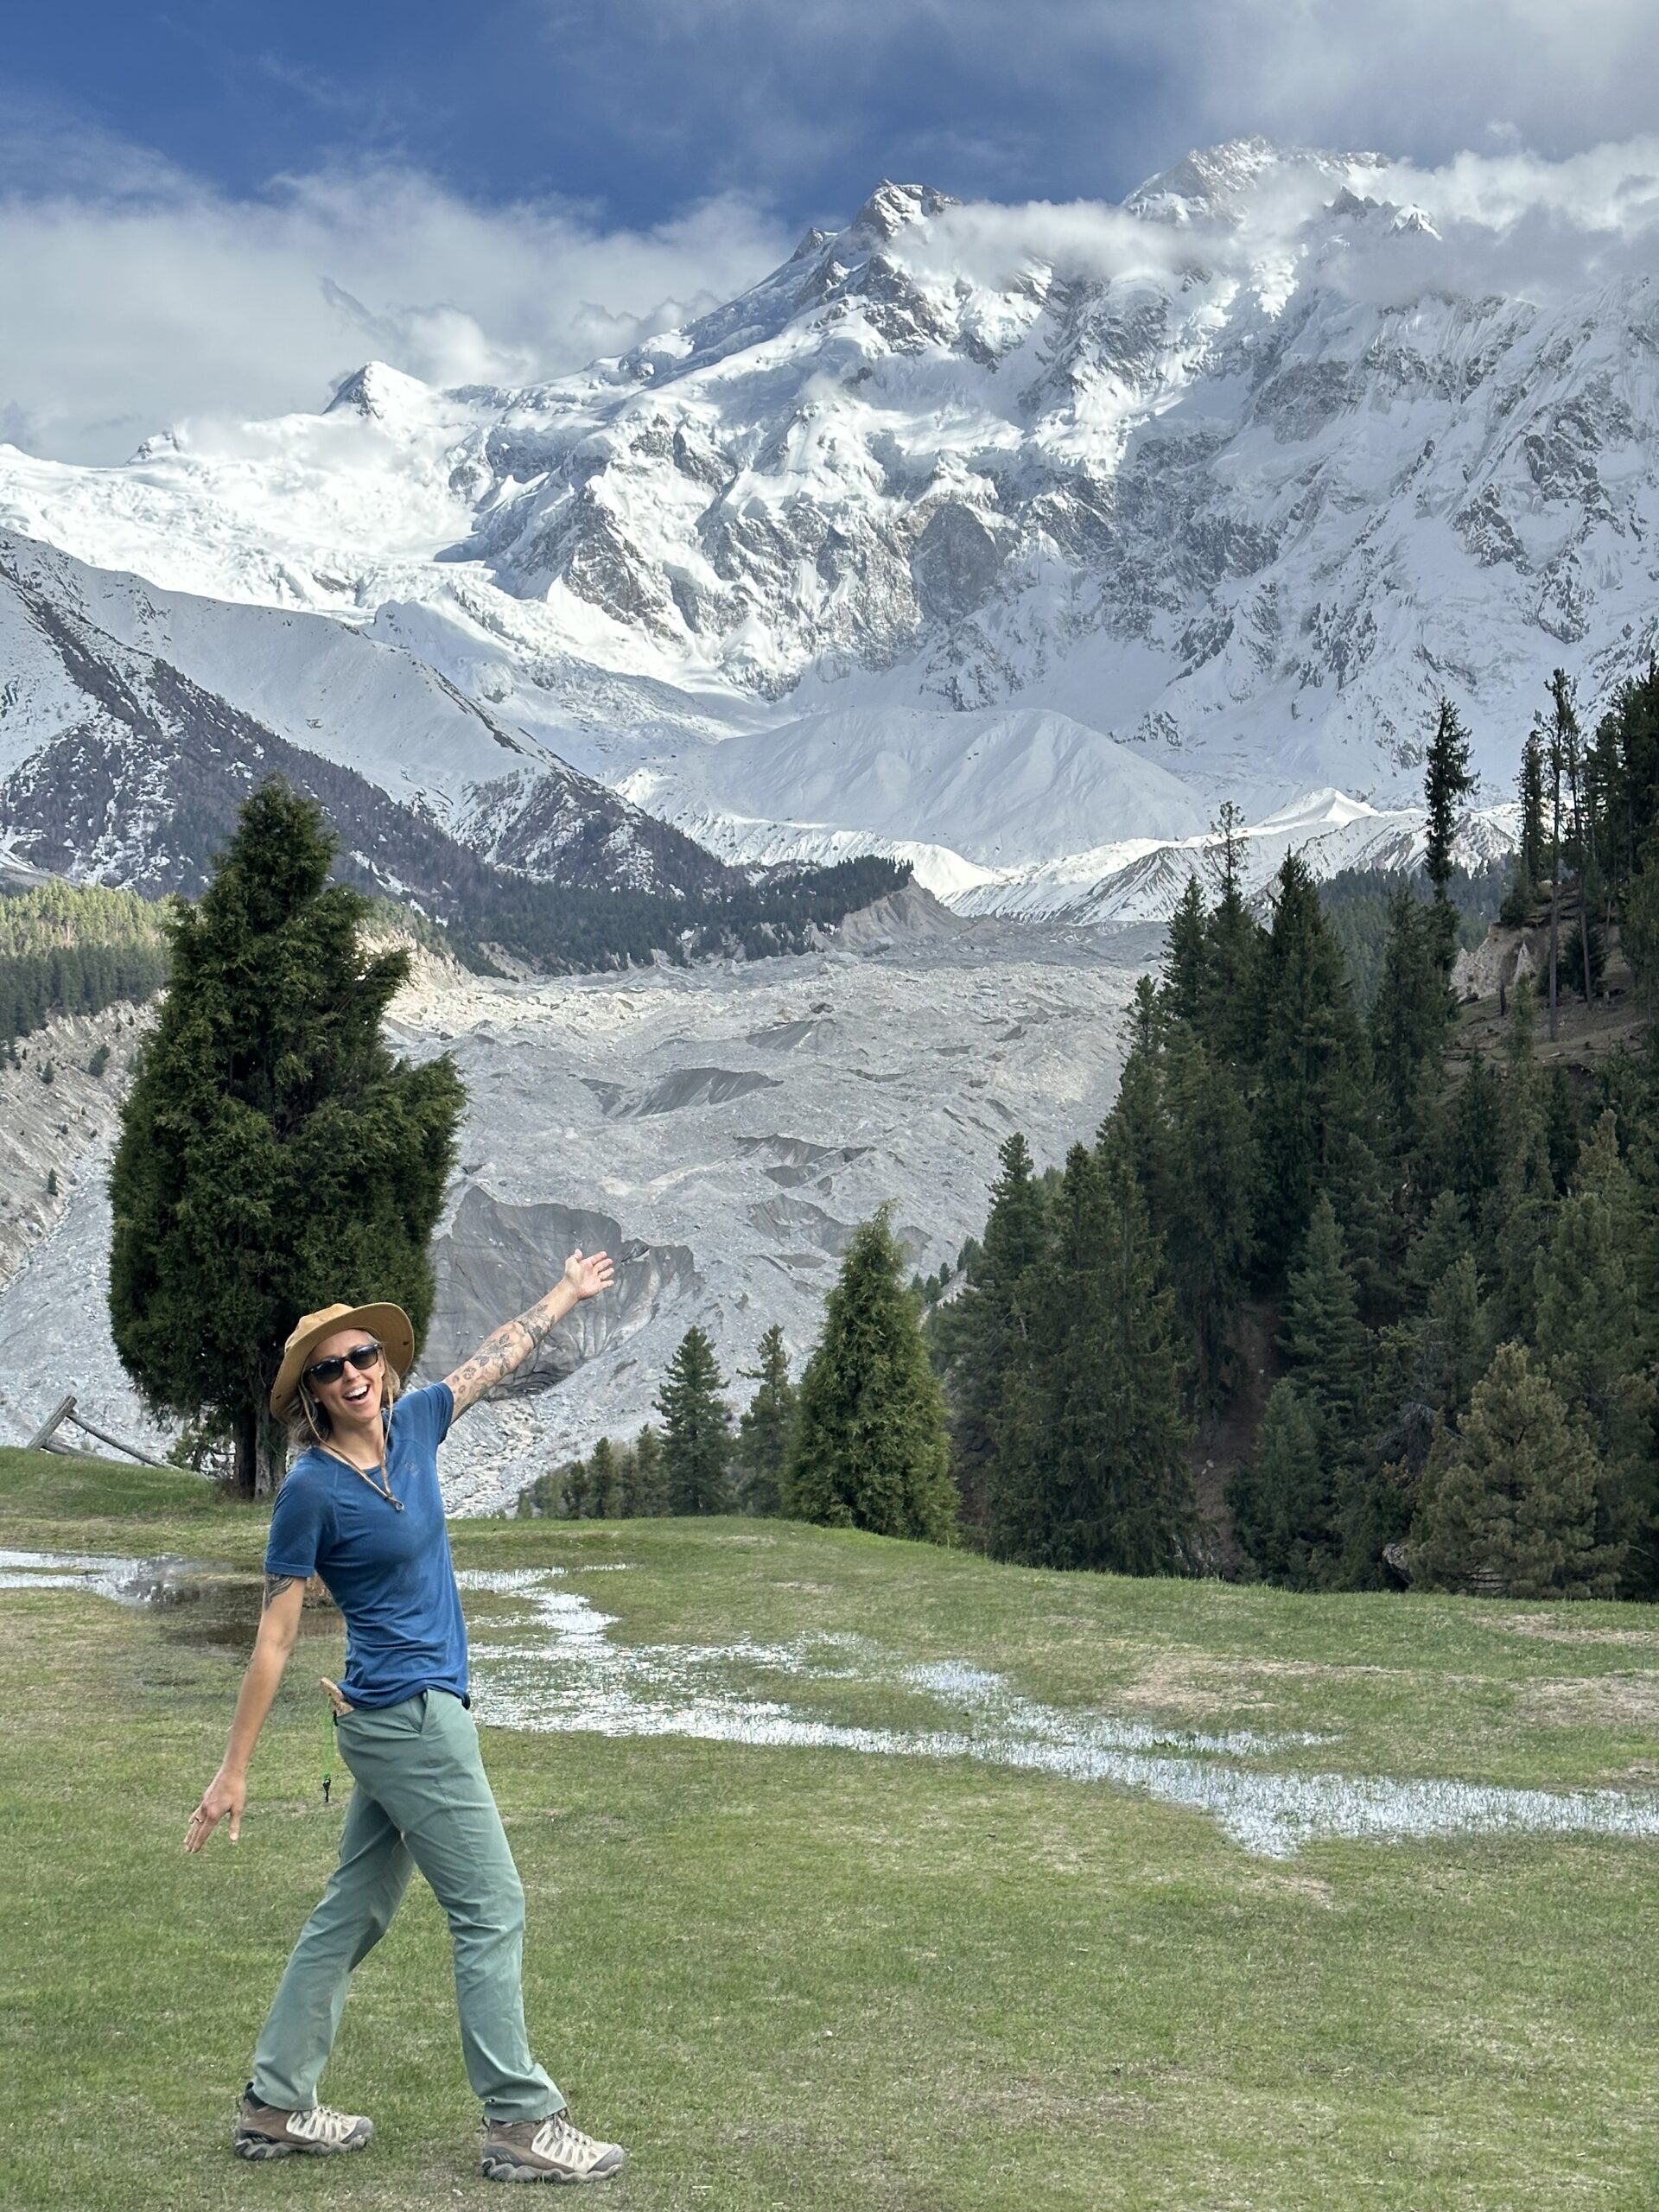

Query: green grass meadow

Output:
[3, 1445, 1658, 2211]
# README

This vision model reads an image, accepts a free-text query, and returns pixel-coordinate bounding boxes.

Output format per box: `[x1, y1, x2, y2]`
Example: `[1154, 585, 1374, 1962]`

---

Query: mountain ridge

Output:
[3, 135, 1655, 912]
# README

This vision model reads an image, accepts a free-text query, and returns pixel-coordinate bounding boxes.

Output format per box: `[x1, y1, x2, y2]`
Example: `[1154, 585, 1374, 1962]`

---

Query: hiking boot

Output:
[234, 2084, 373, 2159]
[480, 2110, 627, 2183]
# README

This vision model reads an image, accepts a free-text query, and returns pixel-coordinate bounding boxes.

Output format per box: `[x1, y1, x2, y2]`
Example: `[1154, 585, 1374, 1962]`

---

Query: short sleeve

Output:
[393, 1382, 454, 1451]
[265, 1467, 329, 1579]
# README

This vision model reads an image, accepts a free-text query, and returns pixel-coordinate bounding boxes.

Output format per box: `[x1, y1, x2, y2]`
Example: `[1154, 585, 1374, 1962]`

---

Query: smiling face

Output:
[303, 1328, 387, 1446]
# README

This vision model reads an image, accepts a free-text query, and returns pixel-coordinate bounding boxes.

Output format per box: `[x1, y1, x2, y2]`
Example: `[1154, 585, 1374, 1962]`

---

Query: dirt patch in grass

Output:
[1236, 1869, 1339, 1908]
[1485, 1611, 1659, 1649]
[1115, 1650, 1446, 1721]
[1117, 1651, 1282, 1717]
[1516, 1674, 1659, 1726]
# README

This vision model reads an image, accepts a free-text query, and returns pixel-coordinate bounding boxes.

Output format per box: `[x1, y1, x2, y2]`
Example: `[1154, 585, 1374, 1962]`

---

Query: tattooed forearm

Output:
[264, 1573, 303, 1611]
[444, 1287, 570, 1417]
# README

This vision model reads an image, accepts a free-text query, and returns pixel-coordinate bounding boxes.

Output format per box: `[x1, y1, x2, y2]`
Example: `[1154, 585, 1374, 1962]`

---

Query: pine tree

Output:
[1423, 698, 1476, 969]
[786, 1205, 957, 1541]
[1161, 876, 1209, 1027]
[734, 1325, 797, 1516]
[1199, 802, 1263, 1066]
[1413, 1343, 1618, 1598]
[1370, 887, 1453, 1178]
[944, 1131, 1047, 1534]
[656, 1327, 734, 1515]
[1419, 1253, 1490, 1420]
[1157, 1028, 1255, 1408]
[1551, 669, 1599, 1007]
[1009, 1145, 1197, 1575]
[1501, 726, 1548, 925]
[1487, 983, 1556, 1340]
[587, 1437, 622, 1518]
[1228, 1380, 1325, 1587]
[1533, 1114, 1658, 1581]
[1102, 1003, 1166, 1211]
[623, 1424, 668, 1516]
[1251, 853, 1370, 1276]
[1403, 1189, 1474, 1303]
[1278, 1195, 1372, 1461]
[1621, 833, 1659, 1020]
[1544, 683, 1569, 1041]
[108, 782, 464, 1497]
[562, 1457, 591, 1518]
[1439, 1051, 1505, 1227]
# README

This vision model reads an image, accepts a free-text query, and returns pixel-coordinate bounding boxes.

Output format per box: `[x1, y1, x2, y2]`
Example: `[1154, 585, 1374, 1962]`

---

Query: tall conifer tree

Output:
[586, 1437, 621, 1518]
[734, 1325, 797, 1516]
[786, 1208, 957, 1541]
[1279, 1195, 1373, 1461]
[1413, 1343, 1618, 1598]
[1551, 669, 1599, 1007]
[657, 1326, 734, 1515]
[1534, 1114, 1658, 1581]
[109, 782, 463, 1496]
[1423, 698, 1475, 969]
[1370, 887, 1454, 1184]
[1009, 1145, 1197, 1575]
[1251, 853, 1370, 1276]
[1200, 801, 1262, 1067]
[1228, 1379, 1326, 1587]
[623, 1425, 668, 1516]
[1162, 877, 1209, 1027]
[1502, 728, 1548, 925]
[1157, 1028, 1255, 1408]
[948, 1132, 1047, 1531]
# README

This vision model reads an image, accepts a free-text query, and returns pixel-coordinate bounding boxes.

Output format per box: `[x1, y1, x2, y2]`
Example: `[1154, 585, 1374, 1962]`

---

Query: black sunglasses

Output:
[304, 1341, 384, 1388]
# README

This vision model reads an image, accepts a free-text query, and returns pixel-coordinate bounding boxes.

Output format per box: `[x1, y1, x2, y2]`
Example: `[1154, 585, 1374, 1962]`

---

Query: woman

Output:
[186, 1250, 626, 2185]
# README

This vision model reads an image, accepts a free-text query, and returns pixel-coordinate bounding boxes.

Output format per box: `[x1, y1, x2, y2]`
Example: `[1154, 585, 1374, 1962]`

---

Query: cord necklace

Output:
[323, 1435, 404, 1510]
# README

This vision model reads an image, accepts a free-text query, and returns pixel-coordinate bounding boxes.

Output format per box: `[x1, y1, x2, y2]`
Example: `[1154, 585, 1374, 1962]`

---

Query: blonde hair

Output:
[286, 1344, 402, 1457]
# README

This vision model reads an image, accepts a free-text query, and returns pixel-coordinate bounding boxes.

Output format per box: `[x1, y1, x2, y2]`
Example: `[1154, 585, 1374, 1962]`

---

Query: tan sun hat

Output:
[270, 1301, 416, 1417]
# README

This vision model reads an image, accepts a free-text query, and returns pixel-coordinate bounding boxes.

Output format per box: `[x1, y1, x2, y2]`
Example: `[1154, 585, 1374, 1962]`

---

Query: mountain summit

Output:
[0, 138, 1652, 907]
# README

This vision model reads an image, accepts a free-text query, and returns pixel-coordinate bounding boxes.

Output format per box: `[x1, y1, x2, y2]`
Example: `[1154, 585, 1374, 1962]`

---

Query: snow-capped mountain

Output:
[5, 136, 1656, 912]
[0, 533, 740, 903]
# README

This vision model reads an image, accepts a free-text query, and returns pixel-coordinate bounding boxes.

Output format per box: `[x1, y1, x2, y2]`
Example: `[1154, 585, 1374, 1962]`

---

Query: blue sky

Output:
[3, 0, 1655, 460]
[5, 1, 1197, 227]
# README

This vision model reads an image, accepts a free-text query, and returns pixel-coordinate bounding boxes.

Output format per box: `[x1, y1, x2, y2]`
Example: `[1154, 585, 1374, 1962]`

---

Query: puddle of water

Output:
[10, 1548, 1659, 1859]
[0, 1548, 339, 1649]
[456, 1568, 1659, 1861]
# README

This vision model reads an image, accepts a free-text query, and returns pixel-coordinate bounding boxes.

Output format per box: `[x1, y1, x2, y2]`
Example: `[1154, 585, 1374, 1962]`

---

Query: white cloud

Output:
[0, 143, 791, 462]
[889, 137, 1659, 311]
[552, 0, 1659, 207]
[1164, 0, 1659, 163]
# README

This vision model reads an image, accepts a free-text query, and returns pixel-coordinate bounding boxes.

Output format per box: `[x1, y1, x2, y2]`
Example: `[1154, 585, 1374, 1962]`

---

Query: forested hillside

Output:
[0, 879, 169, 1047]
[0, 811, 911, 1047]
[935, 668, 1659, 1601]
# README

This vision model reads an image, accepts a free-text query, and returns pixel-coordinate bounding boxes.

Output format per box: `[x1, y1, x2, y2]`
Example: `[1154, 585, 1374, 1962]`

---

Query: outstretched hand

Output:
[563, 1247, 614, 1301]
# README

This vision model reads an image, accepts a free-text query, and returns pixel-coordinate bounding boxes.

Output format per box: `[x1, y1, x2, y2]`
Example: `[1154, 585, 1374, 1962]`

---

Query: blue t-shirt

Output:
[264, 1382, 467, 1710]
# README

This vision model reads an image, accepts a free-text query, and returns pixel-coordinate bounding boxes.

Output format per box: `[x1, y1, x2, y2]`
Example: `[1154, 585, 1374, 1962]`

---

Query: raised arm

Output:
[444, 1247, 615, 1419]
[185, 1574, 308, 1851]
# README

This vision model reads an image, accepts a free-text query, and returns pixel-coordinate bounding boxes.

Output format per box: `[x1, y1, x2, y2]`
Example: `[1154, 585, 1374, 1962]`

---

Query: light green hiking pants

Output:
[251, 1688, 563, 2122]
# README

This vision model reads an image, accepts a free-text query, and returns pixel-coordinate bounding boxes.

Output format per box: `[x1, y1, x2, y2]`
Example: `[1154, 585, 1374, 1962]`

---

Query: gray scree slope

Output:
[0, 903, 1148, 1510]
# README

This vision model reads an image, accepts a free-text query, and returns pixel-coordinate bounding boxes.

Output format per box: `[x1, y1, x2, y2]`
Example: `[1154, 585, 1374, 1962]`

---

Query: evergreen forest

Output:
[925, 667, 1659, 1601]
[0, 878, 170, 1046]
[520, 668, 1659, 1606]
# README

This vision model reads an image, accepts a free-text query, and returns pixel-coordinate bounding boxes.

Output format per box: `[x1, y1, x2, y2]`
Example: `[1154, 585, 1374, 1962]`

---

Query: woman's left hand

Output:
[563, 1247, 615, 1301]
